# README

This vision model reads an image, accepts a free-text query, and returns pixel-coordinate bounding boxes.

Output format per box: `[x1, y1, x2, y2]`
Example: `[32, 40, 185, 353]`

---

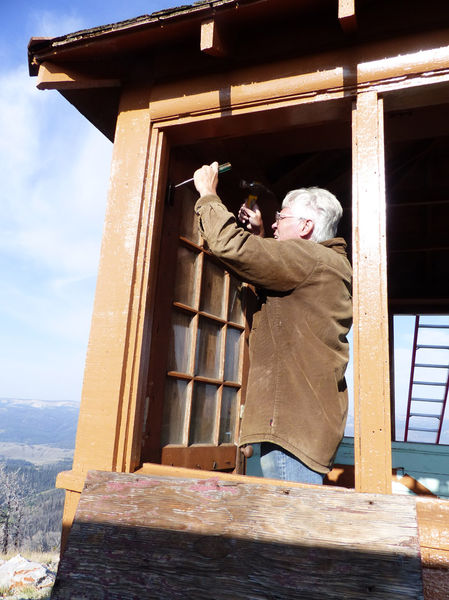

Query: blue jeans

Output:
[260, 443, 324, 485]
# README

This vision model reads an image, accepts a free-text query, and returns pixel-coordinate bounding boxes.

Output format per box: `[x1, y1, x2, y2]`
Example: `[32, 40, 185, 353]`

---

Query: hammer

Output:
[240, 180, 272, 209]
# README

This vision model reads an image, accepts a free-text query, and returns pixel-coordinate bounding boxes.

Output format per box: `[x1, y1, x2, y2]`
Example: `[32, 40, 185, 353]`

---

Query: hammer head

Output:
[240, 180, 271, 195]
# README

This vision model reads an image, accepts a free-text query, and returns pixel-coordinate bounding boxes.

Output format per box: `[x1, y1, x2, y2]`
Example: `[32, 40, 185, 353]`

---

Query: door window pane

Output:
[173, 246, 198, 307]
[228, 276, 244, 325]
[179, 188, 201, 244]
[162, 378, 188, 445]
[200, 257, 225, 318]
[224, 327, 242, 383]
[189, 382, 218, 444]
[168, 311, 193, 374]
[195, 318, 222, 378]
[219, 387, 238, 444]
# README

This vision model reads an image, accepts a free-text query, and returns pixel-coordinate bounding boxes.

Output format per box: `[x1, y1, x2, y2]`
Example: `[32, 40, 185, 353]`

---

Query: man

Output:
[193, 162, 352, 484]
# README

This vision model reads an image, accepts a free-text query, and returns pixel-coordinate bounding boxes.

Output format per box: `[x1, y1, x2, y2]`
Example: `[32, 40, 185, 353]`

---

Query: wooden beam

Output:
[53, 470, 423, 599]
[352, 91, 392, 494]
[200, 18, 229, 57]
[151, 30, 449, 122]
[37, 61, 120, 90]
[338, 0, 357, 34]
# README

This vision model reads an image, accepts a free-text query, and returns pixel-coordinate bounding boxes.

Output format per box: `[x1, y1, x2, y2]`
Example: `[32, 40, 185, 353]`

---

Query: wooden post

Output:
[352, 91, 392, 494]
[338, 0, 357, 34]
[57, 82, 169, 544]
[71, 83, 152, 476]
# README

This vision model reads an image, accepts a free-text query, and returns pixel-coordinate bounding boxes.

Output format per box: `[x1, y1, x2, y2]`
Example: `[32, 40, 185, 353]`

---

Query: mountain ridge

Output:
[0, 398, 78, 462]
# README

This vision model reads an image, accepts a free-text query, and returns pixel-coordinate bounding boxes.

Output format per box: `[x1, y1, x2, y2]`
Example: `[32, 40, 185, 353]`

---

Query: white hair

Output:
[282, 187, 343, 242]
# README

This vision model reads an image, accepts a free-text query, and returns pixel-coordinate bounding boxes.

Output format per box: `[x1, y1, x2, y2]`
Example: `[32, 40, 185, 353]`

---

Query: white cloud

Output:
[0, 66, 112, 277]
[0, 60, 112, 400]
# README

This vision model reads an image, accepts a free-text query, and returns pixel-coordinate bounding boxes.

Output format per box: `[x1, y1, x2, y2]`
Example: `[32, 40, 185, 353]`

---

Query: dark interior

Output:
[385, 102, 449, 312]
[172, 98, 449, 314]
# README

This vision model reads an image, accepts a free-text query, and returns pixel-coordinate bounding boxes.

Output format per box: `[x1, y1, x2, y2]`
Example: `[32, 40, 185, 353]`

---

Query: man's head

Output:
[272, 187, 343, 242]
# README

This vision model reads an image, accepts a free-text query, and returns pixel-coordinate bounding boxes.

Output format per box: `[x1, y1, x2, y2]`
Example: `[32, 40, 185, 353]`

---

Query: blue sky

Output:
[0, 1, 181, 402]
[1, 1, 447, 443]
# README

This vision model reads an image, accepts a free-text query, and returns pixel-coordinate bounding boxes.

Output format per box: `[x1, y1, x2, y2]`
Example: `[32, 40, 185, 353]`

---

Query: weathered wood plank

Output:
[52, 471, 423, 600]
[416, 497, 449, 555]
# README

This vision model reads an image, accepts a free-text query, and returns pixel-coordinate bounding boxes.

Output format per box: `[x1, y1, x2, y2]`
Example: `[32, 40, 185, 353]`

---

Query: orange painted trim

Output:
[137, 462, 328, 490]
[37, 61, 120, 90]
[71, 83, 155, 475]
[60, 490, 81, 556]
[352, 92, 392, 494]
[56, 470, 85, 493]
[149, 29, 449, 121]
[114, 128, 170, 473]
[200, 18, 229, 57]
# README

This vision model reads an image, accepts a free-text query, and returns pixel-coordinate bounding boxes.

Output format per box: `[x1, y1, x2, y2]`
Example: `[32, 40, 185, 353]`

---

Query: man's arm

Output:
[193, 164, 317, 291]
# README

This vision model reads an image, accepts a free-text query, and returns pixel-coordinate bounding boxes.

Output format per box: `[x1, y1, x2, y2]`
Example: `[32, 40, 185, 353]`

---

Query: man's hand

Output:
[238, 203, 265, 237]
[194, 162, 219, 197]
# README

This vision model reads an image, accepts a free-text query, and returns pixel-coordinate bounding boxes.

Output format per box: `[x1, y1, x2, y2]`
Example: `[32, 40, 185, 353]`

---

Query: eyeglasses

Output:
[275, 211, 303, 224]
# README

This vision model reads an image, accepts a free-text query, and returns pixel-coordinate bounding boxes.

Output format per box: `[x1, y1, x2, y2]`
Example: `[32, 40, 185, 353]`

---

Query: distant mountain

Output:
[0, 398, 78, 449]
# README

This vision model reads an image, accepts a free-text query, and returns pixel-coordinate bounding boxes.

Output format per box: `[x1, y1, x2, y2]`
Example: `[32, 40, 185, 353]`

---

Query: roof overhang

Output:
[27, 0, 449, 141]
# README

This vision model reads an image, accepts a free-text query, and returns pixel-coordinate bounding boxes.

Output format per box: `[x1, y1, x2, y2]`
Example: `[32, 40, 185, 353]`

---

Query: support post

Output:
[338, 0, 357, 34]
[57, 83, 168, 544]
[352, 91, 392, 494]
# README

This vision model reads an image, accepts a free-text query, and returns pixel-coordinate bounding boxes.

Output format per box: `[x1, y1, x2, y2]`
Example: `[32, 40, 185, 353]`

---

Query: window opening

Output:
[394, 315, 449, 445]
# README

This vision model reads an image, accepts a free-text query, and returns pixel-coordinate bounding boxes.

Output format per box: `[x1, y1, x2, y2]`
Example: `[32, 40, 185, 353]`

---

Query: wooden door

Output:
[141, 172, 252, 472]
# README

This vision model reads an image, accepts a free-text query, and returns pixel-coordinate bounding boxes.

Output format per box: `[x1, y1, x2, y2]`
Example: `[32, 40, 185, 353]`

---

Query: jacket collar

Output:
[319, 237, 348, 256]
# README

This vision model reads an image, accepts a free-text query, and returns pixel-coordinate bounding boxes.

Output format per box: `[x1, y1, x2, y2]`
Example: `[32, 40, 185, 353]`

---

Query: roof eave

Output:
[27, 0, 251, 76]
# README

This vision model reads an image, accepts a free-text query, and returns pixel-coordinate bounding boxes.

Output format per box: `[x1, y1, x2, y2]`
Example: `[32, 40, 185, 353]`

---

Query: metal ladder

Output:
[404, 316, 449, 443]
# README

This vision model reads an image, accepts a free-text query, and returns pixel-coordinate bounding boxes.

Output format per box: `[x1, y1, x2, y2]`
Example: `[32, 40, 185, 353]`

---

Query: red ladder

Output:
[404, 316, 449, 443]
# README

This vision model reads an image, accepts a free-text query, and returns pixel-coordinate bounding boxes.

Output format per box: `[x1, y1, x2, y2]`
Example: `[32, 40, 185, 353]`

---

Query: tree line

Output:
[0, 459, 71, 553]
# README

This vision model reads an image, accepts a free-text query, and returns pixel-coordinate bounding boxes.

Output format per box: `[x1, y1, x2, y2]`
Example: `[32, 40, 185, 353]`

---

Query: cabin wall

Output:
[37, 14, 449, 585]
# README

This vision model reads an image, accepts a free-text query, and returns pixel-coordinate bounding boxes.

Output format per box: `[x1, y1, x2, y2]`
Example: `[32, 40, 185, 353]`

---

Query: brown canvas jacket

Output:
[195, 194, 353, 473]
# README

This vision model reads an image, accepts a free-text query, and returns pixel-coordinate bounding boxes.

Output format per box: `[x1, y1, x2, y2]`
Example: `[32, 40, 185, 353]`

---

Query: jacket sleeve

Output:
[194, 194, 318, 292]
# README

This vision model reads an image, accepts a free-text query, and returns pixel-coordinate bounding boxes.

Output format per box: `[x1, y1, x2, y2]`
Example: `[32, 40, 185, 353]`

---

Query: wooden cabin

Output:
[28, 1, 449, 597]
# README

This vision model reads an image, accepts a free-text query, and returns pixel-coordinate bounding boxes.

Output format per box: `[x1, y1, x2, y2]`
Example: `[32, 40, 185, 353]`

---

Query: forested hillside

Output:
[0, 459, 71, 553]
[0, 399, 78, 553]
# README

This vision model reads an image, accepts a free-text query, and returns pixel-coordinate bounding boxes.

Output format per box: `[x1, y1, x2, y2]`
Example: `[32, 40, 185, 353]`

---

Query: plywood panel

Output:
[52, 470, 423, 599]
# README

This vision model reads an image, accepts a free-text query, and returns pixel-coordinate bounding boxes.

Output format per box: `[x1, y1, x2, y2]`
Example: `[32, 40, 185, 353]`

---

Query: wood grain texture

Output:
[52, 470, 423, 599]
[352, 91, 392, 494]
[416, 498, 449, 554]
